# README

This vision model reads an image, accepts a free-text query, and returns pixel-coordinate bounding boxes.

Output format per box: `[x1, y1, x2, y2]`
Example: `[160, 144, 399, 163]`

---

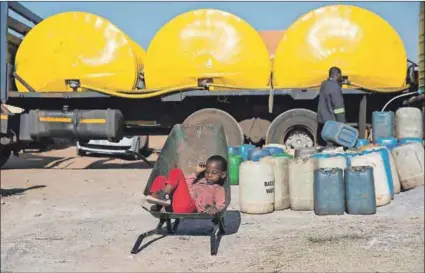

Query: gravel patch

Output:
[1, 147, 424, 272]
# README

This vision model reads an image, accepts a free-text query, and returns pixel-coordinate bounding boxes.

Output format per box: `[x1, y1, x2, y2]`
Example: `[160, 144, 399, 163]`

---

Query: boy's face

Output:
[205, 160, 227, 184]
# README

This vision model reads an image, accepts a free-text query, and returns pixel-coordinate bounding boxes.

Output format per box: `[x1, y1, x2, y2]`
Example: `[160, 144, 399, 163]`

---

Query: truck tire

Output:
[0, 145, 11, 169]
[77, 149, 87, 157]
[183, 108, 244, 146]
[131, 136, 149, 160]
[266, 109, 317, 148]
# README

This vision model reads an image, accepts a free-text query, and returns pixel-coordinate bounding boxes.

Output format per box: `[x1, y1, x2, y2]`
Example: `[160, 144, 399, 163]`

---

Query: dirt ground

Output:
[1, 137, 424, 272]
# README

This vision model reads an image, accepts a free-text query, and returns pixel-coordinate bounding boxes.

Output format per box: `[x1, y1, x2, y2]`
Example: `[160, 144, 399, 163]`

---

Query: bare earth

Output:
[1, 137, 424, 272]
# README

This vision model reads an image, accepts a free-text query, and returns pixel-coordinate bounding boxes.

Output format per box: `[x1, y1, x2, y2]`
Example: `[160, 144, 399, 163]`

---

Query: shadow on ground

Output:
[2, 149, 156, 170]
[173, 210, 242, 236]
[83, 157, 156, 169]
[131, 210, 242, 255]
[0, 185, 46, 197]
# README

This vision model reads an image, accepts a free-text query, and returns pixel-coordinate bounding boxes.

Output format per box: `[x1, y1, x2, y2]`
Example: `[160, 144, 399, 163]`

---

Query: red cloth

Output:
[150, 168, 226, 213]
[150, 168, 196, 213]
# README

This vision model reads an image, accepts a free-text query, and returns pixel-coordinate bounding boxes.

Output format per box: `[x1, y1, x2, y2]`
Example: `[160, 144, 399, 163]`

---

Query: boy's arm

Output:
[185, 173, 198, 186]
[214, 187, 226, 211]
[186, 164, 206, 185]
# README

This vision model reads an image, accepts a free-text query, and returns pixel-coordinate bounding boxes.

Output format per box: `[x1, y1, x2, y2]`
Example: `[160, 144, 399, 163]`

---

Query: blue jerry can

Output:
[228, 146, 241, 156]
[344, 166, 376, 215]
[314, 168, 345, 215]
[321, 121, 359, 148]
[375, 137, 398, 151]
[311, 153, 331, 159]
[355, 138, 370, 148]
[265, 146, 285, 156]
[372, 111, 394, 141]
[398, 137, 423, 145]
[240, 144, 255, 161]
[248, 148, 271, 162]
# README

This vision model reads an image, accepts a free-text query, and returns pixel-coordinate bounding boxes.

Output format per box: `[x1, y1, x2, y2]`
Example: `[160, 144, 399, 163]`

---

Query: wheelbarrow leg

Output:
[210, 224, 220, 256]
[219, 218, 225, 235]
[166, 220, 173, 233]
[166, 219, 180, 234]
[137, 153, 154, 167]
[131, 219, 165, 254]
[210, 217, 224, 256]
[172, 219, 180, 232]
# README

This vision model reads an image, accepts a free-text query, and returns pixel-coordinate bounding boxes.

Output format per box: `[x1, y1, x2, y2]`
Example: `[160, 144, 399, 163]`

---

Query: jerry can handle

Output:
[349, 166, 371, 172]
[319, 168, 338, 174]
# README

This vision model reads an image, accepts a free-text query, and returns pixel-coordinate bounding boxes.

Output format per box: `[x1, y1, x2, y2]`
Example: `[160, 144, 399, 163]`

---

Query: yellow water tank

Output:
[273, 5, 407, 92]
[144, 9, 271, 90]
[15, 11, 145, 92]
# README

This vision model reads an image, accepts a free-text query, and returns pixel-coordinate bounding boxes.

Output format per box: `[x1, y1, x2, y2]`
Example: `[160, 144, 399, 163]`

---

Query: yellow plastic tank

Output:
[15, 11, 145, 92]
[144, 9, 271, 90]
[273, 5, 407, 92]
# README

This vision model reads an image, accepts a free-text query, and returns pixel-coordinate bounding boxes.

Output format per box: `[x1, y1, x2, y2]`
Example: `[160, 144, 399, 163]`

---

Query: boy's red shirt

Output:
[185, 173, 226, 212]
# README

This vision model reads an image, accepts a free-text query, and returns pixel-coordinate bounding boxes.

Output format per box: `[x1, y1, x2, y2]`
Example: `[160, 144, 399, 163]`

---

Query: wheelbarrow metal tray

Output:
[143, 123, 231, 218]
[132, 123, 231, 256]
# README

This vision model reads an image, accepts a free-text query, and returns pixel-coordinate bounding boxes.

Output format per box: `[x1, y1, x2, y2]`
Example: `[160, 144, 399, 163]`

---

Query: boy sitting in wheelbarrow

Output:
[145, 155, 227, 216]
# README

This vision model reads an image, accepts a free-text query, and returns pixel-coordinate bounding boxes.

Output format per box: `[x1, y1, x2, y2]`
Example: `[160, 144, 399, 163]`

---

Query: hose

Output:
[208, 82, 412, 99]
[27, 75, 192, 96]
[349, 82, 411, 93]
[381, 91, 419, 112]
[274, 82, 411, 93]
[80, 84, 202, 99]
[403, 94, 425, 105]
[407, 59, 418, 66]
[19, 73, 414, 99]
[206, 83, 271, 91]
[273, 84, 322, 90]
[32, 80, 160, 94]
[117, 88, 161, 94]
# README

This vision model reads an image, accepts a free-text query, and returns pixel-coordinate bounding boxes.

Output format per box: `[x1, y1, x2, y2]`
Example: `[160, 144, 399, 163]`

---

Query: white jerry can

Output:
[350, 152, 391, 207]
[317, 156, 347, 170]
[392, 142, 425, 190]
[395, 107, 424, 139]
[239, 161, 275, 214]
[260, 156, 291, 210]
[289, 157, 317, 211]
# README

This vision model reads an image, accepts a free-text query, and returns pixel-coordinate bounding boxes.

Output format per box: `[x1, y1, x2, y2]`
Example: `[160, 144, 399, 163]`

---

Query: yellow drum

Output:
[144, 9, 271, 90]
[15, 11, 145, 92]
[273, 5, 407, 92]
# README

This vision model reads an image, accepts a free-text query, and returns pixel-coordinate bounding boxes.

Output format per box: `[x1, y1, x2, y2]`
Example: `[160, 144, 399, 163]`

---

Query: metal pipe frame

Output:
[1, 2, 42, 103]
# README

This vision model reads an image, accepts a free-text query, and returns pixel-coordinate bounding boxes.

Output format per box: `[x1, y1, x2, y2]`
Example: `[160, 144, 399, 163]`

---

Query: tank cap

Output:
[65, 79, 81, 91]
[198, 78, 213, 88]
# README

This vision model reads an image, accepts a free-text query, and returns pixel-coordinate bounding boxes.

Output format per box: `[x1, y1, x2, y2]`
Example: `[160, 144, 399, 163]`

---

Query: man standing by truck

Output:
[316, 66, 347, 147]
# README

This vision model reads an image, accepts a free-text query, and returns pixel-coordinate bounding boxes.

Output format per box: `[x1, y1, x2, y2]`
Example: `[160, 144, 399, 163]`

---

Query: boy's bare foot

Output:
[145, 190, 171, 207]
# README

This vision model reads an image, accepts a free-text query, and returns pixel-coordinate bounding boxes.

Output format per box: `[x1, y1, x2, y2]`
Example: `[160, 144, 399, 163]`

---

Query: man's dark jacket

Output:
[317, 79, 346, 124]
